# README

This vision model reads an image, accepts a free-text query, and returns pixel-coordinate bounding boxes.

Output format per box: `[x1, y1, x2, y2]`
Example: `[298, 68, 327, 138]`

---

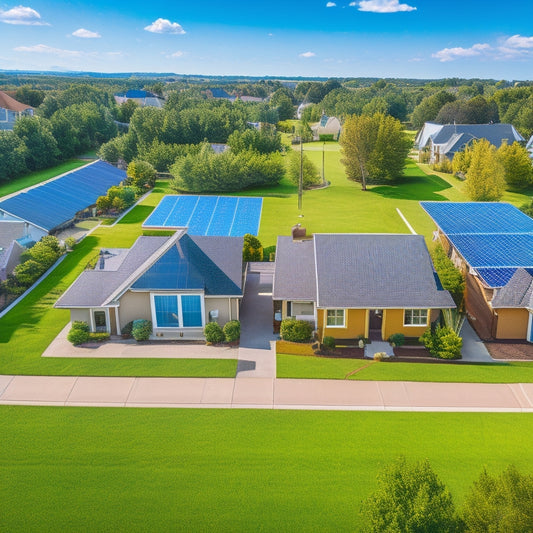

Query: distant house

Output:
[206, 88, 236, 101]
[415, 122, 524, 163]
[114, 90, 164, 108]
[422, 201, 533, 342]
[272, 233, 455, 342]
[0, 91, 34, 131]
[55, 230, 244, 339]
[311, 114, 342, 140]
[0, 220, 32, 281]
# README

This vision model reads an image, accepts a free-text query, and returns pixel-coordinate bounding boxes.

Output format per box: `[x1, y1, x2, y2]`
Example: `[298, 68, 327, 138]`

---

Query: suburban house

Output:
[272, 233, 455, 342]
[311, 114, 342, 140]
[55, 230, 244, 339]
[0, 91, 34, 131]
[421, 201, 533, 342]
[415, 122, 524, 163]
[206, 88, 236, 101]
[0, 220, 32, 281]
[113, 90, 164, 108]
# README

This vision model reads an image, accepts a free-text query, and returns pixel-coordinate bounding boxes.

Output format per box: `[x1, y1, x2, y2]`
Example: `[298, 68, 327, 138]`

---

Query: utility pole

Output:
[322, 142, 326, 185]
[298, 134, 303, 211]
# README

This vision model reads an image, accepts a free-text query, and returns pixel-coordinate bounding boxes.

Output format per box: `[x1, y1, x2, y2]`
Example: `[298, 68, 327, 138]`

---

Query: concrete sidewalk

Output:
[2, 375, 533, 411]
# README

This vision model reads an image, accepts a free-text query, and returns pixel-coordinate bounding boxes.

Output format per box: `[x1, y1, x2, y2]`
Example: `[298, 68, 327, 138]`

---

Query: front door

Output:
[369, 309, 383, 340]
[94, 310, 107, 333]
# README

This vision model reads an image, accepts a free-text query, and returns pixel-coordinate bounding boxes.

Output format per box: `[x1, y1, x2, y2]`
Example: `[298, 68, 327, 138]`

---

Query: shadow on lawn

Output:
[369, 172, 453, 201]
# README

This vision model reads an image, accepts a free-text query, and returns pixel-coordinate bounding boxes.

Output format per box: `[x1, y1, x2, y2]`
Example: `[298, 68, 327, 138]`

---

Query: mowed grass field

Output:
[3, 407, 533, 532]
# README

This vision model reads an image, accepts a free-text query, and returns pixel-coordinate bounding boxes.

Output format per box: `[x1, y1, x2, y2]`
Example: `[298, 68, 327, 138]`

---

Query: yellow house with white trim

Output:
[273, 234, 455, 342]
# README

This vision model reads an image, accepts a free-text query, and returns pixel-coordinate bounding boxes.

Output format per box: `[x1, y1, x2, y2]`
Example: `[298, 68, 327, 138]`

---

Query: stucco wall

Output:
[317, 308, 367, 340]
[382, 309, 429, 340]
[495, 308, 530, 340]
[204, 297, 237, 325]
[70, 308, 90, 325]
[118, 291, 151, 329]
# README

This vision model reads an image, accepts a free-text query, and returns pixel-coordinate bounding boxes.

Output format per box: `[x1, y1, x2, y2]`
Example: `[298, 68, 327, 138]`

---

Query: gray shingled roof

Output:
[273, 237, 317, 301]
[273, 234, 455, 309]
[431, 124, 524, 151]
[492, 269, 533, 309]
[55, 232, 244, 309]
[55, 236, 170, 308]
[315, 234, 454, 308]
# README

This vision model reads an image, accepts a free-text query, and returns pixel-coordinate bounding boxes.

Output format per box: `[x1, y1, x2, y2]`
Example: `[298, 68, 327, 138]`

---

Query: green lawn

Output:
[2, 407, 533, 532]
[0, 159, 87, 198]
[277, 354, 533, 382]
[0, 181, 236, 377]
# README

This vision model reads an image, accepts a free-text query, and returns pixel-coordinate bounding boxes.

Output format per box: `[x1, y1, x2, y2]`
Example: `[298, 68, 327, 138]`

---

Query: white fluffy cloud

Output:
[168, 50, 184, 58]
[432, 43, 491, 62]
[0, 5, 48, 25]
[326, 2, 336, 6]
[72, 28, 101, 38]
[14, 43, 82, 57]
[144, 18, 186, 34]
[357, 0, 416, 12]
[299, 51, 316, 58]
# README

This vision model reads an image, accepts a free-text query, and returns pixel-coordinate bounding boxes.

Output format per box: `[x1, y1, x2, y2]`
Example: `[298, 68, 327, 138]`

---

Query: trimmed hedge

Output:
[67, 327, 90, 346]
[223, 320, 240, 342]
[323, 336, 336, 350]
[204, 322, 225, 344]
[280, 318, 313, 343]
[132, 319, 152, 341]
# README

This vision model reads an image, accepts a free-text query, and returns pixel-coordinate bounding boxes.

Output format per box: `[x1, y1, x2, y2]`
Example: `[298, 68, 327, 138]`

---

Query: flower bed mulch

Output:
[484, 342, 533, 361]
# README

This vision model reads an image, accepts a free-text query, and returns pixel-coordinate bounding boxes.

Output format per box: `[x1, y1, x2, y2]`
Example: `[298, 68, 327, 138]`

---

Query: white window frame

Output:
[326, 308, 345, 328]
[150, 293, 205, 329]
[404, 309, 428, 327]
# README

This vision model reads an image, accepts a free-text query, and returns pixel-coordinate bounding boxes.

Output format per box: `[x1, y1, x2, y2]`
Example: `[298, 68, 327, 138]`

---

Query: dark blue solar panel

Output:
[0, 161, 125, 231]
[143, 194, 262, 236]
[475, 268, 519, 288]
[449, 233, 533, 268]
[421, 202, 533, 235]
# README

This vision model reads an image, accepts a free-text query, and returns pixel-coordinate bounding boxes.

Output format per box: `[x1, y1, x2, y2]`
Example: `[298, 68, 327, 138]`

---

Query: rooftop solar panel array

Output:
[0, 161, 126, 232]
[143, 195, 262, 237]
[421, 201, 533, 288]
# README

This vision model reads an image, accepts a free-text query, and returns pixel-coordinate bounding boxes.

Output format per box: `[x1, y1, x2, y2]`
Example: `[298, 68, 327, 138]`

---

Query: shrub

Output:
[280, 318, 313, 343]
[71, 321, 89, 332]
[373, 351, 388, 361]
[432, 157, 453, 174]
[420, 326, 462, 359]
[132, 319, 152, 341]
[263, 245, 276, 262]
[64, 236, 76, 250]
[67, 327, 90, 345]
[88, 332, 110, 342]
[223, 320, 240, 342]
[205, 322, 225, 344]
[121, 321, 133, 337]
[388, 333, 405, 347]
[356, 334, 369, 345]
[319, 134, 335, 142]
[323, 336, 336, 350]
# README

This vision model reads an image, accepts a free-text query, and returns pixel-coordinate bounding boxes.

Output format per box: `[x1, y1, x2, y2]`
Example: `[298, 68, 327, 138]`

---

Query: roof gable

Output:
[492, 268, 533, 308]
[0, 91, 33, 112]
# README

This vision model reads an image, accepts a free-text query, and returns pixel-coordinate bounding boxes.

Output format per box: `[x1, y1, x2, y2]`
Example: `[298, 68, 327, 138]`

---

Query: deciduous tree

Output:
[497, 141, 533, 190]
[465, 139, 505, 201]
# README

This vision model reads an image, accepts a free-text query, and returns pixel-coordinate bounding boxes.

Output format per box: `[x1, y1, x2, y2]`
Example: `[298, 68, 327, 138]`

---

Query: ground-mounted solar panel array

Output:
[0, 161, 126, 232]
[143, 195, 262, 237]
[421, 201, 533, 288]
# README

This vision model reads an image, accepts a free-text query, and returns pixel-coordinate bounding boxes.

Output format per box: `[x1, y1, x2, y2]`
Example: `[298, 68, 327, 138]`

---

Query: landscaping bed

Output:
[485, 342, 533, 361]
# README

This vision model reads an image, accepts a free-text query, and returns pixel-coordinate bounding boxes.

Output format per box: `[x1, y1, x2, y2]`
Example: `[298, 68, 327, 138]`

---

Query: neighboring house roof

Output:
[415, 122, 443, 149]
[421, 201, 533, 289]
[0, 91, 33, 112]
[312, 115, 341, 134]
[492, 269, 533, 309]
[0, 220, 27, 251]
[272, 237, 317, 302]
[55, 231, 243, 309]
[0, 160, 126, 233]
[209, 88, 233, 99]
[273, 234, 455, 310]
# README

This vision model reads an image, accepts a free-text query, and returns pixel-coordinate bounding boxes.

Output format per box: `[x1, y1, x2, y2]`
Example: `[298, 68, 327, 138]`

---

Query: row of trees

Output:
[363, 457, 533, 533]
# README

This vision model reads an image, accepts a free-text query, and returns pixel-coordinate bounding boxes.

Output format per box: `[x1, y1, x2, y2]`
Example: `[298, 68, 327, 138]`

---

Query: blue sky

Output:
[1, 0, 533, 79]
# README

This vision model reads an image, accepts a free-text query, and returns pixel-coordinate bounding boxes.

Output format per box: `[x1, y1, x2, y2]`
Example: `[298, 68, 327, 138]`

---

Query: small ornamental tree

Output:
[243, 234, 263, 262]
[286, 150, 321, 187]
[362, 456, 461, 533]
[126, 159, 156, 189]
[465, 139, 505, 201]
[420, 326, 462, 360]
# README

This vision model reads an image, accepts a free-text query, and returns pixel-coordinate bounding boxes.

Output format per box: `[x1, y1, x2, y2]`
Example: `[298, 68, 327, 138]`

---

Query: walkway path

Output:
[459, 321, 494, 363]
[2, 375, 533, 411]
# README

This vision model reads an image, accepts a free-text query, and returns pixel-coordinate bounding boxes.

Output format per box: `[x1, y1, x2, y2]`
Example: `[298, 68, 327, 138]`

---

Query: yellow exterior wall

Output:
[382, 309, 430, 339]
[495, 308, 530, 340]
[317, 308, 367, 340]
